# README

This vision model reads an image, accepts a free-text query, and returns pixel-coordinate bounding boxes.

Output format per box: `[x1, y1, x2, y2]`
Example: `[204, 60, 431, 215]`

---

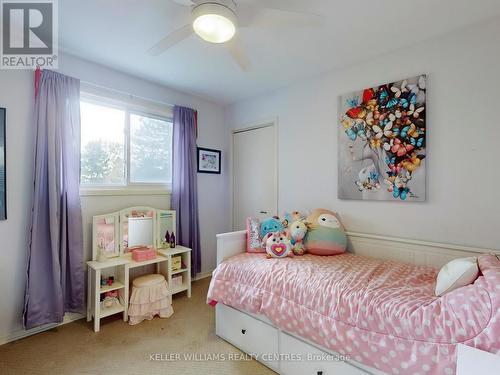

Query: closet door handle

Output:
[259, 211, 268, 214]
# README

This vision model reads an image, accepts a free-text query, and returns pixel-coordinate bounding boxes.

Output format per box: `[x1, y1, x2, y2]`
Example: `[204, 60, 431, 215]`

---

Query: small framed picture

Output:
[197, 147, 221, 174]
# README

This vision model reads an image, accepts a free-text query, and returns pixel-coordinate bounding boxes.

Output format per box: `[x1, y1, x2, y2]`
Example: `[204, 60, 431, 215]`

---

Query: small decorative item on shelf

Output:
[172, 256, 182, 271]
[172, 274, 183, 289]
[131, 246, 157, 262]
[164, 230, 170, 246]
[170, 233, 176, 248]
[101, 276, 115, 287]
[102, 296, 120, 309]
[105, 290, 118, 299]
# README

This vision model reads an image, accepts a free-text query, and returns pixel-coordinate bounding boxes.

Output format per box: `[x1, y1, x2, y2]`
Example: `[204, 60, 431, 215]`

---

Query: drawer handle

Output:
[241, 329, 246, 335]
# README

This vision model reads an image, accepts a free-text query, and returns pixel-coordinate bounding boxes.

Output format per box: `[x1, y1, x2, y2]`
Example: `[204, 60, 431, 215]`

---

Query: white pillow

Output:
[435, 257, 479, 296]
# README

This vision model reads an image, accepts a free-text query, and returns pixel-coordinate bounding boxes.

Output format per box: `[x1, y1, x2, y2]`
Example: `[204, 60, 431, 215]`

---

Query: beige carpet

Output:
[0, 278, 275, 375]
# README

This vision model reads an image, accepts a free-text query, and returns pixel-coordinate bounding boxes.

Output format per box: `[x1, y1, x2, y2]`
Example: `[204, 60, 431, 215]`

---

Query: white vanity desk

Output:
[86, 207, 191, 332]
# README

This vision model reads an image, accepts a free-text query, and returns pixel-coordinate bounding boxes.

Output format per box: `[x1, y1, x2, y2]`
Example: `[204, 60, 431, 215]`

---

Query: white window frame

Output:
[79, 89, 173, 196]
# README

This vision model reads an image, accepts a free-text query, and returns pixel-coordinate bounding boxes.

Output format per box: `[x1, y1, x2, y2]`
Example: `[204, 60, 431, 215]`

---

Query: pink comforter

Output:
[207, 253, 500, 375]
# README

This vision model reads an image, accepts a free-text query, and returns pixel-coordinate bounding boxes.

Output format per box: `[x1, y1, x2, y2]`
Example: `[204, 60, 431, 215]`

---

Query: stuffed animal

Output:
[105, 290, 118, 299]
[289, 220, 308, 255]
[304, 208, 347, 256]
[291, 211, 306, 222]
[263, 231, 293, 258]
[280, 214, 291, 229]
[283, 211, 306, 227]
[260, 217, 284, 238]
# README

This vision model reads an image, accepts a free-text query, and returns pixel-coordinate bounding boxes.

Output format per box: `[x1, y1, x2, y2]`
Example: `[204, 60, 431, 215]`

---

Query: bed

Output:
[207, 230, 500, 375]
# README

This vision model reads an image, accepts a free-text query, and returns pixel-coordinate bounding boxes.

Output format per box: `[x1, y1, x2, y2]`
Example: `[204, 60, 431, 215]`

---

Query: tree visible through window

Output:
[80, 101, 125, 185]
[130, 114, 172, 184]
[80, 99, 173, 187]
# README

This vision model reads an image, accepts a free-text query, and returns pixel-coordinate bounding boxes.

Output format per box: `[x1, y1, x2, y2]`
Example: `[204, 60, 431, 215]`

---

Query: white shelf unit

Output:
[87, 247, 191, 332]
[172, 268, 188, 275]
[87, 260, 128, 332]
[158, 246, 192, 298]
[99, 281, 124, 294]
[99, 302, 125, 318]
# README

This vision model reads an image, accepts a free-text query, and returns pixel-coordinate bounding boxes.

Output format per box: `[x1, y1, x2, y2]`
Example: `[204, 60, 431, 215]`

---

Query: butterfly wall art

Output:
[338, 75, 426, 201]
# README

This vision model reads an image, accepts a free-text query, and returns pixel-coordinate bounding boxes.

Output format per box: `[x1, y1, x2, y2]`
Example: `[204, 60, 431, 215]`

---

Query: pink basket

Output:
[132, 248, 157, 262]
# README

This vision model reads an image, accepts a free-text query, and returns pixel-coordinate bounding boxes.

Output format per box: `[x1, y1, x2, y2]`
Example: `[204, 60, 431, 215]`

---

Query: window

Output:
[80, 101, 125, 185]
[129, 114, 172, 184]
[80, 96, 173, 190]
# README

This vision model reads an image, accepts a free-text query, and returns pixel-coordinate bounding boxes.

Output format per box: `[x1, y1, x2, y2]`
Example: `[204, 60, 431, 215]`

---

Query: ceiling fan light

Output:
[192, 3, 236, 44]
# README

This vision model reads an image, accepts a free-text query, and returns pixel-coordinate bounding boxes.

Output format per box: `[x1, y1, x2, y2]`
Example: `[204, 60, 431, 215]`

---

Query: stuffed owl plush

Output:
[263, 231, 293, 258]
[304, 208, 347, 256]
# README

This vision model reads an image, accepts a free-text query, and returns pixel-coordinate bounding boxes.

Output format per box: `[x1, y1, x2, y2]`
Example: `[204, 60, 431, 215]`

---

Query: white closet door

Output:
[232, 124, 277, 231]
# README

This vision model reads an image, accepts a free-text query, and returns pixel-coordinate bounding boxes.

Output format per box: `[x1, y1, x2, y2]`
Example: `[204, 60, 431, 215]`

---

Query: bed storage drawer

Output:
[216, 304, 279, 371]
[280, 332, 365, 375]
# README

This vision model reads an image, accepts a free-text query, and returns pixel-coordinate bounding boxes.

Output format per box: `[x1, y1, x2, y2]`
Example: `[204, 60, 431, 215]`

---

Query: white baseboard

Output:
[2, 272, 212, 345]
[0, 313, 84, 346]
[193, 271, 213, 281]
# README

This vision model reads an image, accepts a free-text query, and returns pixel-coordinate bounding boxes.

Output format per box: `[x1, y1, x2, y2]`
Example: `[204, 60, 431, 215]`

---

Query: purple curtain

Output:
[171, 106, 201, 276]
[24, 70, 84, 329]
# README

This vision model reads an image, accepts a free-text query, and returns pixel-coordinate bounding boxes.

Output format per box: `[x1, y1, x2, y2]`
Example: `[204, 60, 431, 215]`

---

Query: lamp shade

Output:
[192, 3, 237, 44]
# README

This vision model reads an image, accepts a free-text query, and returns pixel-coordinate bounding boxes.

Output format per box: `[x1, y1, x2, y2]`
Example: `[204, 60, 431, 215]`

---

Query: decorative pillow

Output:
[304, 208, 347, 256]
[246, 217, 265, 253]
[435, 257, 479, 296]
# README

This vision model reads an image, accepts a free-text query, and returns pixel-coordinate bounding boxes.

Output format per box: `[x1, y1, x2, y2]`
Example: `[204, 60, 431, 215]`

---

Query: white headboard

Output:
[216, 230, 498, 268]
[347, 231, 498, 268]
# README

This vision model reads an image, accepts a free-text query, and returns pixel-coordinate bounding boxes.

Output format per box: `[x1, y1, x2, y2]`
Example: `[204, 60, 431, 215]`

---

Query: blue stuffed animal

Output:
[260, 217, 284, 238]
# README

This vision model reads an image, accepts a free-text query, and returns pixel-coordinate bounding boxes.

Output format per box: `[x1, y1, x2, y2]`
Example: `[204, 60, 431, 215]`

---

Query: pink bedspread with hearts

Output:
[207, 253, 500, 375]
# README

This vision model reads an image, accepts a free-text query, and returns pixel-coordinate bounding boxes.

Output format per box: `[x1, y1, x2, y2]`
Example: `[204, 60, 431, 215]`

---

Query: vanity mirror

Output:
[92, 207, 176, 260]
[157, 210, 176, 248]
[93, 214, 120, 259]
[120, 208, 155, 253]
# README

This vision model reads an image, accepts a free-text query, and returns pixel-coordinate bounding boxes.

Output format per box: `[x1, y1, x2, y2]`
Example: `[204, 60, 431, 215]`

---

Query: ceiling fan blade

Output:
[147, 24, 193, 56]
[225, 35, 251, 71]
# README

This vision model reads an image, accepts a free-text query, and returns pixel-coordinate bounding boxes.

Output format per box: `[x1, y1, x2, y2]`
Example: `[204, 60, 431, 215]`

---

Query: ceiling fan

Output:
[147, 0, 322, 71]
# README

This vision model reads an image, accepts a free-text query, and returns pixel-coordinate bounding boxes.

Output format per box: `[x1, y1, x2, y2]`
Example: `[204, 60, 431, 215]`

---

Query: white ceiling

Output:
[60, 0, 500, 105]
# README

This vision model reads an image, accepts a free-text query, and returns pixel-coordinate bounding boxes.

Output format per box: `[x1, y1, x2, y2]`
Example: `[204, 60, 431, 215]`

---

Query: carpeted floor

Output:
[0, 278, 275, 375]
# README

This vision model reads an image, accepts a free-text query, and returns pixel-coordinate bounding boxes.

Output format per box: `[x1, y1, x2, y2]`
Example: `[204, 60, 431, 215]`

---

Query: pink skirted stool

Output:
[128, 274, 173, 325]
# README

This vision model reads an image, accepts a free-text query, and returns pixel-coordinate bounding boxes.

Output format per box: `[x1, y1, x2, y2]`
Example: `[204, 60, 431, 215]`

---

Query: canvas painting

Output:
[338, 75, 426, 201]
